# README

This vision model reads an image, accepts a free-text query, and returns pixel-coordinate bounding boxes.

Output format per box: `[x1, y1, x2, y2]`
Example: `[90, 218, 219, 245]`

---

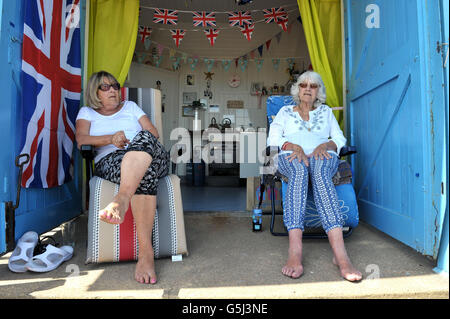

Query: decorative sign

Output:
[227, 100, 244, 109]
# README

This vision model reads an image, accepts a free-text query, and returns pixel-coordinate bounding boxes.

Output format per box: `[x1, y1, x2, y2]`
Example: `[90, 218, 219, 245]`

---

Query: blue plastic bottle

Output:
[252, 208, 262, 231]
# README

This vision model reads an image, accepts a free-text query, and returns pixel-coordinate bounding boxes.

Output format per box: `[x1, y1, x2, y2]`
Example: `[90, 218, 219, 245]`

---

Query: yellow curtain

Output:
[87, 0, 139, 86]
[297, 0, 343, 126]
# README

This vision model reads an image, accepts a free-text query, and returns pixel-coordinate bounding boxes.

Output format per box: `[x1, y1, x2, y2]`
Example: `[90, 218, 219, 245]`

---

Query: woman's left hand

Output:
[309, 143, 332, 160]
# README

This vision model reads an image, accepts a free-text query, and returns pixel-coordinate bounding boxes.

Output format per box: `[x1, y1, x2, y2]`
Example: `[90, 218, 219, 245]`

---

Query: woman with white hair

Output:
[268, 71, 362, 282]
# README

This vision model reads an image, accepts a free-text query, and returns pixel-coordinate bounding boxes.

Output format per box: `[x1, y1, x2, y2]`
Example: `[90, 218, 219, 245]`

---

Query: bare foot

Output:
[98, 193, 129, 224]
[332, 257, 362, 282]
[135, 251, 157, 284]
[282, 248, 303, 279]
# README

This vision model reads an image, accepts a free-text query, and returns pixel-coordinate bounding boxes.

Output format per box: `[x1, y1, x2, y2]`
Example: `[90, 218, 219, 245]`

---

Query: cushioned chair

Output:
[260, 95, 359, 238]
[81, 88, 188, 264]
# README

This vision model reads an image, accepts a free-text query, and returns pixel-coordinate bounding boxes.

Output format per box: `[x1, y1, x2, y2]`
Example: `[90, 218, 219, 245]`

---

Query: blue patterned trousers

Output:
[276, 152, 344, 233]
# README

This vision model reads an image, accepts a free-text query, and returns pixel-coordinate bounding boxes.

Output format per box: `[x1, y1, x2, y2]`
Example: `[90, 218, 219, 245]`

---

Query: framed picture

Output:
[182, 106, 194, 117]
[186, 74, 195, 86]
[183, 92, 197, 105]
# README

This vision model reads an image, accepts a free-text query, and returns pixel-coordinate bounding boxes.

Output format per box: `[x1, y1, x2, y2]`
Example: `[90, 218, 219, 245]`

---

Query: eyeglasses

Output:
[299, 82, 319, 89]
[98, 83, 120, 91]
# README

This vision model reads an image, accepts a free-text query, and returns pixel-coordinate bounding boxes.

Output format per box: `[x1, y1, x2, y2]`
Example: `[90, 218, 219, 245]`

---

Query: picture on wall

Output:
[182, 106, 194, 117]
[186, 74, 195, 86]
[183, 92, 197, 105]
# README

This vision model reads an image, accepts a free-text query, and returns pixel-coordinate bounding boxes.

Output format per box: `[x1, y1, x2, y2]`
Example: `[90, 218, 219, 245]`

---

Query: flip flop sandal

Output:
[26, 244, 74, 273]
[8, 231, 39, 273]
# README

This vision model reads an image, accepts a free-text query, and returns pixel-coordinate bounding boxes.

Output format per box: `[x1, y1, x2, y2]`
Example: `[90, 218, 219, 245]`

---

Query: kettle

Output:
[208, 117, 220, 130]
[220, 118, 232, 130]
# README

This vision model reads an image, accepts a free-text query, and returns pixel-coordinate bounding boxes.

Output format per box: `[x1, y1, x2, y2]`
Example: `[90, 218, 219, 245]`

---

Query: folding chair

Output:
[259, 95, 359, 238]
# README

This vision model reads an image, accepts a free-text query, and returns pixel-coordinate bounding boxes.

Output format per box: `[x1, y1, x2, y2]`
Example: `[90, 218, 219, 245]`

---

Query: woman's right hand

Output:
[111, 131, 129, 149]
[285, 144, 309, 166]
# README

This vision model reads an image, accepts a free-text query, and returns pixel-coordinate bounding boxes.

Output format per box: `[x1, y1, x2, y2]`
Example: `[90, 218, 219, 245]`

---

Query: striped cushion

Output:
[86, 174, 188, 264]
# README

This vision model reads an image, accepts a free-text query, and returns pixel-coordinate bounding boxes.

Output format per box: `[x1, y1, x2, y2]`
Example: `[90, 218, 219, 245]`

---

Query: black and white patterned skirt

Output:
[94, 130, 170, 195]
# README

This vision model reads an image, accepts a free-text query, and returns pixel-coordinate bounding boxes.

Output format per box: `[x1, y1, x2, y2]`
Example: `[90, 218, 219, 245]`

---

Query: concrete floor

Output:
[0, 212, 448, 299]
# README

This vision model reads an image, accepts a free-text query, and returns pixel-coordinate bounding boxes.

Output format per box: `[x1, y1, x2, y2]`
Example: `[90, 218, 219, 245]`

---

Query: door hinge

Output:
[436, 41, 449, 68]
[4, 154, 30, 252]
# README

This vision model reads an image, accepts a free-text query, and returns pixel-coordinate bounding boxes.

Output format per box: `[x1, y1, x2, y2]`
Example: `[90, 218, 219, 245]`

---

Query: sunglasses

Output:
[98, 83, 120, 91]
[299, 82, 319, 89]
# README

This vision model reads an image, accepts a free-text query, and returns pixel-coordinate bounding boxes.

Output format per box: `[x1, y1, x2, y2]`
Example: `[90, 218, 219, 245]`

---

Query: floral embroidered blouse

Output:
[267, 104, 346, 156]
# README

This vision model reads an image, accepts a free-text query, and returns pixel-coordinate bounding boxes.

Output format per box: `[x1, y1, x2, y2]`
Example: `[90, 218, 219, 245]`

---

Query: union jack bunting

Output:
[263, 7, 287, 24]
[138, 26, 152, 43]
[192, 11, 216, 27]
[228, 11, 253, 27]
[277, 18, 289, 32]
[239, 24, 255, 41]
[204, 29, 220, 46]
[153, 8, 178, 25]
[170, 29, 185, 47]
[20, 0, 81, 188]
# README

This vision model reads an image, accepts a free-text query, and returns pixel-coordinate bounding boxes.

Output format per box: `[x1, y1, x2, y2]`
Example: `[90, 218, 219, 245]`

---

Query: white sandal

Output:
[8, 231, 39, 273]
[26, 244, 73, 273]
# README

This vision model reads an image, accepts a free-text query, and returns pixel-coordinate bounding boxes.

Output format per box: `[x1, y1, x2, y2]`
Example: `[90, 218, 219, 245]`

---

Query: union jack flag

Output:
[153, 8, 178, 25]
[138, 26, 152, 43]
[19, 0, 81, 188]
[228, 11, 253, 27]
[192, 11, 216, 27]
[204, 29, 220, 46]
[263, 7, 287, 24]
[170, 29, 185, 47]
[239, 24, 255, 41]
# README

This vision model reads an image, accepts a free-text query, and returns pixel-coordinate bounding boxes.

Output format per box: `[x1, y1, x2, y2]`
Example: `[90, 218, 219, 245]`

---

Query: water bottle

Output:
[252, 208, 262, 232]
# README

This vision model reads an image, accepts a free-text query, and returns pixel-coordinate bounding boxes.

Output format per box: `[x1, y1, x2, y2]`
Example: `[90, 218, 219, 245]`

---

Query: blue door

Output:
[0, 0, 85, 254]
[344, 0, 447, 257]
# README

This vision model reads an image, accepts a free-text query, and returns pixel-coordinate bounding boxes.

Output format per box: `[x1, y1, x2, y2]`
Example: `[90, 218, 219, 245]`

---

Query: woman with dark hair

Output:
[75, 71, 169, 284]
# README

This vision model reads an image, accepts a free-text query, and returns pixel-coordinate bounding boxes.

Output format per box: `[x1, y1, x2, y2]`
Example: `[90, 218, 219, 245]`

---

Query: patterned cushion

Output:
[86, 174, 188, 264]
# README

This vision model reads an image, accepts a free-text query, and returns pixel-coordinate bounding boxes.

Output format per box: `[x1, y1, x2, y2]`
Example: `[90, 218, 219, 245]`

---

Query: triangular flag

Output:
[257, 45, 264, 57]
[153, 55, 163, 67]
[170, 29, 185, 48]
[204, 29, 220, 46]
[172, 56, 181, 70]
[275, 32, 282, 44]
[272, 58, 280, 71]
[222, 59, 232, 72]
[138, 26, 152, 43]
[239, 58, 248, 72]
[255, 59, 264, 72]
[240, 24, 254, 41]
[157, 43, 164, 56]
[204, 58, 215, 72]
[277, 18, 288, 32]
[136, 52, 146, 63]
[144, 37, 152, 50]
[188, 57, 198, 71]
[249, 50, 256, 59]
[287, 23, 293, 34]
[266, 39, 272, 50]
[169, 48, 175, 58]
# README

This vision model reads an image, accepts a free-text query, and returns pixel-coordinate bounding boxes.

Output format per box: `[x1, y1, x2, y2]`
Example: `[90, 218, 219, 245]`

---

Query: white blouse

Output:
[267, 104, 346, 156]
[76, 101, 146, 163]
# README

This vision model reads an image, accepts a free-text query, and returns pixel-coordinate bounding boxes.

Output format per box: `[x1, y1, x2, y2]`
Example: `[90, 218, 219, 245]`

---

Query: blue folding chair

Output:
[260, 95, 359, 237]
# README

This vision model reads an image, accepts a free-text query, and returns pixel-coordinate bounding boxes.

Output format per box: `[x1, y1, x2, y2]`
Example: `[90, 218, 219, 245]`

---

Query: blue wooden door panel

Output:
[1, 0, 85, 252]
[344, 0, 446, 256]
